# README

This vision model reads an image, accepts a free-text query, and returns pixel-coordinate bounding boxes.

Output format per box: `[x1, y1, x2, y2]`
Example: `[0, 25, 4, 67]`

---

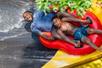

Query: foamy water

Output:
[0, 0, 34, 40]
[0, 0, 33, 32]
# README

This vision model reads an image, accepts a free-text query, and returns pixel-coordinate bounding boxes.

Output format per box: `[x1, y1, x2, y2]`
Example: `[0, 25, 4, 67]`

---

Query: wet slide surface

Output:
[0, 0, 57, 68]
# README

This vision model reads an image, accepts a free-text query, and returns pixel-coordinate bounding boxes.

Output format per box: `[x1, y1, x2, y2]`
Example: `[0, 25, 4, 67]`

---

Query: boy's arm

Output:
[57, 12, 82, 24]
[57, 12, 88, 25]
[62, 17, 82, 25]
[57, 12, 74, 18]
[57, 30, 76, 45]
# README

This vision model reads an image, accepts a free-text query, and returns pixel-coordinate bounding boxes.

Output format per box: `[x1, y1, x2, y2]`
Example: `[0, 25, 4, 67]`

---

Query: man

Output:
[23, 10, 56, 46]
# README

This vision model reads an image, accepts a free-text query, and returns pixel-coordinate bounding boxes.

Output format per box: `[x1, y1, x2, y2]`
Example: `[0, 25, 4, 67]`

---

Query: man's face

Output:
[54, 18, 62, 28]
[23, 12, 33, 22]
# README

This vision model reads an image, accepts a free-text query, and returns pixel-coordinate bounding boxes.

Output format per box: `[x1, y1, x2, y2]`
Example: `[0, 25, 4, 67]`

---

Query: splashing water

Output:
[0, 0, 34, 40]
[0, 0, 34, 32]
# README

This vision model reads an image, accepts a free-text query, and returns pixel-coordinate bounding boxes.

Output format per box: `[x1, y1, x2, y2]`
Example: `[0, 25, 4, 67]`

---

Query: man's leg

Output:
[81, 36, 102, 51]
[31, 32, 51, 50]
[32, 32, 42, 45]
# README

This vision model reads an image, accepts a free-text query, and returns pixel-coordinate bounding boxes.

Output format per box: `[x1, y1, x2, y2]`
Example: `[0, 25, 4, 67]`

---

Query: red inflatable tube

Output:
[39, 11, 102, 55]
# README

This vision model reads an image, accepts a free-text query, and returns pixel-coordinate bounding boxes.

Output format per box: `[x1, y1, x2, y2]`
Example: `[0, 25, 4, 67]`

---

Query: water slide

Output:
[0, 0, 56, 68]
[1, 0, 102, 68]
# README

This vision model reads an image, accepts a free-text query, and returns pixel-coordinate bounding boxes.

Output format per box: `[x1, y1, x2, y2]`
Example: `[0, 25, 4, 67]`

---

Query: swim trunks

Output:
[73, 26, 88, 41]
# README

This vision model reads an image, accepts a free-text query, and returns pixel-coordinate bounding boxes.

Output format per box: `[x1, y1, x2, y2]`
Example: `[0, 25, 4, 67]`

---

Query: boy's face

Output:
[54, 18, 62, 28]
[23, 12, 33, 22]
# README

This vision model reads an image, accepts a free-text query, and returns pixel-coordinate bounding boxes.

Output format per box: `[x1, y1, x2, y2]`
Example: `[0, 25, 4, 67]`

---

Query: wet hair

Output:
[23, 11, 33, 15]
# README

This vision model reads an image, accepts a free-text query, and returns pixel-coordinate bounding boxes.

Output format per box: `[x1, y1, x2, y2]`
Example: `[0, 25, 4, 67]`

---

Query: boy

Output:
[44, 15, 102, 50]
[23, 10, 56, 46]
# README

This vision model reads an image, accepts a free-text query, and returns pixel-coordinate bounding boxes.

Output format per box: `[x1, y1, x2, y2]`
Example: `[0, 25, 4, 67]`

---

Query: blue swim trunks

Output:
[73, 26, 88, 41]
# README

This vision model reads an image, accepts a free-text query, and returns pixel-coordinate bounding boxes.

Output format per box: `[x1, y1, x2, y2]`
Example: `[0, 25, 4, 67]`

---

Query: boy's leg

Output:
[87, 28, 102, 34]
[81, 36, 102, 51]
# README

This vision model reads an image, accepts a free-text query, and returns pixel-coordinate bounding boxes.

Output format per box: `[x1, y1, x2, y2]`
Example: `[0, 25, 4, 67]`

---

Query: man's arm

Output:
[57, 30, 77, 45]
[31, 25, 55, 40]
[40, 33, 55, 40]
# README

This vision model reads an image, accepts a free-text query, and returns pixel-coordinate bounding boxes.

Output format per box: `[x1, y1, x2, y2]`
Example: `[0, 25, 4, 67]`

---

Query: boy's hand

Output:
[40, 32, 48, 37]
[40, 32, 55, 40]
